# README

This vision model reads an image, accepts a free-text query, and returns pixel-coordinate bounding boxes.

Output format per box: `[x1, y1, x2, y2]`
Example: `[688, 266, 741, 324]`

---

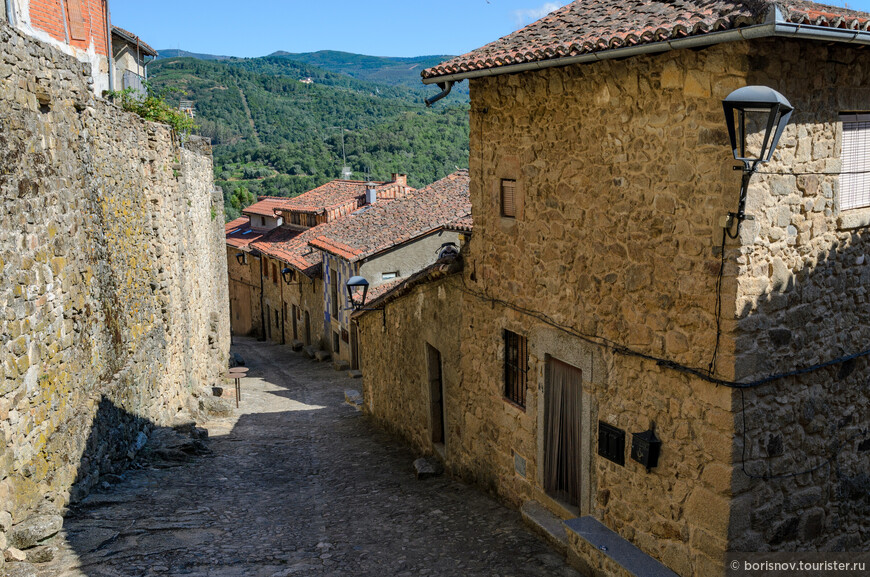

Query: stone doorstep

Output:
[564, 516, 679, 577]
[521, 501, 569, 556]
[347, 369, 363, 379]
[344, 389, 363, 410]
[332, 359, 350, 371]
[303, 346, 318, 359]
[290, 340, 304, 351]
[314, 350, 331, 362]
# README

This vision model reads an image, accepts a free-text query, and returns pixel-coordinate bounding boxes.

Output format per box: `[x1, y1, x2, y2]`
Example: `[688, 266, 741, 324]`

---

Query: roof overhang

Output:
[422, 8, 870, 85]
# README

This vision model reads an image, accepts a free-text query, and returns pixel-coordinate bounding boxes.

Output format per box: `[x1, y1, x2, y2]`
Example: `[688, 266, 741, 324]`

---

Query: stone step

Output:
[347, 369, 363, 379]
[521, 501, 569, 555]
[290, 340, 304, 352]
[314, 350, 331, 362]
[303, 346, 317, 359]
[413, 456, 444, 480]
[333, 359, 350, 371]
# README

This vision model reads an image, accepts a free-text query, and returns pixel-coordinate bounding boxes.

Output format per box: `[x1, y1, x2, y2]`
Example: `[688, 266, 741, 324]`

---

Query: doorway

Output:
[265, 305, 272, 340]
[304, 311, 311, 346]
[426, 344, 445, 448]
[292, 305, 299, 341]
[544, 358, 582, 507]
[351, 324, 360, 370]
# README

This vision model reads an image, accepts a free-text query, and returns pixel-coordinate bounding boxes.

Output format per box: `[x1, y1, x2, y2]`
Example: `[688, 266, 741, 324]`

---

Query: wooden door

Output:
[427, 344, 445, 446]
[231, 282, 253, 336]
[351, 323, 360, 370]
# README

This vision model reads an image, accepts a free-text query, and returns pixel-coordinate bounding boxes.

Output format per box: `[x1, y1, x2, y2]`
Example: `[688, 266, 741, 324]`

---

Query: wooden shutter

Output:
[66, 0, 87, 41]
[840, 114, 870, 211]
[501, 179, 517, 218]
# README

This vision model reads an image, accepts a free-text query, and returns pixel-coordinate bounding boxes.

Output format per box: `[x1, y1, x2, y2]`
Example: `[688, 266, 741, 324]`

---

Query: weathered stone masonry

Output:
[0, 16, 230, 538]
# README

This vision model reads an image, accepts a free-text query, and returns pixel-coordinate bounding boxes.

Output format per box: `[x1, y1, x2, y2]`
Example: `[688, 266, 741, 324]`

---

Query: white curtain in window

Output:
[840, 116, 870, 211]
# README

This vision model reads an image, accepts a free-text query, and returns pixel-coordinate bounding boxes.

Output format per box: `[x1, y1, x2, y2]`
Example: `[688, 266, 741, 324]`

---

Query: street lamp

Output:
[235, 252, 246, 265]
[282, 267, 295, 285]
[346, 276, 370, 308]
[722, 86, 793, 236]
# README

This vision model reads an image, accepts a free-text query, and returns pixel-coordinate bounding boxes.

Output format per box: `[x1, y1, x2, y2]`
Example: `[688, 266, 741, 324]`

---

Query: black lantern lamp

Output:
[282, 267, 295, 285]
[346, 276, 370, 308]
[235, 252, 246, 265]
[722, 86, 793, 237]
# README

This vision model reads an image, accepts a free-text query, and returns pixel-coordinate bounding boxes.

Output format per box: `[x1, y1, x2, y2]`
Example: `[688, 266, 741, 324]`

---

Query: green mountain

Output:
[148, 56, 469, 221]
[269, 50, 461, 93]
[157, 49, 234, 61]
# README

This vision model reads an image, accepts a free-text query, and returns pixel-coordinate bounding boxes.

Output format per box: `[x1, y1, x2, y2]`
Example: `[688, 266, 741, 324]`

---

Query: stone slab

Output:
[314, 351, 331, 362]
[521, 501, 568, 555]
[332, 360, 350, 371]
[564, 516, 678, 577]
[347, 370, 363, 379]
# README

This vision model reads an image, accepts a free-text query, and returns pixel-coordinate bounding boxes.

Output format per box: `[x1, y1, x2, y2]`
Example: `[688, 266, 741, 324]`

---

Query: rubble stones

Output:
[7, 515, 62, 550]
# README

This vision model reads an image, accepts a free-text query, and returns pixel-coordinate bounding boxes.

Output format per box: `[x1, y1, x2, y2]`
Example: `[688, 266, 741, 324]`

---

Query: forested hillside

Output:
[148, 55, 469, 221]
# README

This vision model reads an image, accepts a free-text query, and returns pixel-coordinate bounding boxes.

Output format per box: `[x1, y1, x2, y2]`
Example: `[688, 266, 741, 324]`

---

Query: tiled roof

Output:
[352, 277, 405, 306]
[278, 180, 413, 214]
[251, 226, 324, 278]
[225, 217, 264, 250]
[422, 1, 870, 81]
[242, 197, 287, 218]
[309, 170, 471, 263]
[447, 214, 473, 233]
[111, 26, 158, 57]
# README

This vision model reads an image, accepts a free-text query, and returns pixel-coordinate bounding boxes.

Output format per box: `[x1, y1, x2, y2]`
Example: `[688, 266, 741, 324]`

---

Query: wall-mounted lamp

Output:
[235, 252, 246, 265]
[282, 267, 295, 285]
[346, 275, 370, 308]
[721, 86, 793, 237]
[346, 275, 386, 326]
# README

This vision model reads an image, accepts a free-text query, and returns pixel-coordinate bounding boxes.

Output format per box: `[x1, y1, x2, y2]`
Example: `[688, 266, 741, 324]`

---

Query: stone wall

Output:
[729, 40, 870, 554]
[0, 17, 230, 536]
[357, 272, 462, 455]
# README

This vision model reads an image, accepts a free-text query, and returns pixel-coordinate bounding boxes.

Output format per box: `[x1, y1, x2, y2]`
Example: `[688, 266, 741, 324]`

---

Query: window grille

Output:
[501, 179, 517, 218]
[840, 114, 870, 211]
[504, 329, 528, 408]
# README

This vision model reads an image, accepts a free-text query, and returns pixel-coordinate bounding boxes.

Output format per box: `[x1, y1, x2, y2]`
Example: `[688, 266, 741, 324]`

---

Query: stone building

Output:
[5, 0, 114, 94]
[357, 1, 870, 576]
[310, 170, 470, 369]
[0, 10, 230, 567]
[111, 25, 157, 97]
[224, 175, 414, 352]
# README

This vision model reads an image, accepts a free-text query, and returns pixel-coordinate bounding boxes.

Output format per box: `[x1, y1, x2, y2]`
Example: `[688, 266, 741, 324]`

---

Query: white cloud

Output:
[512, 2, 569, 27]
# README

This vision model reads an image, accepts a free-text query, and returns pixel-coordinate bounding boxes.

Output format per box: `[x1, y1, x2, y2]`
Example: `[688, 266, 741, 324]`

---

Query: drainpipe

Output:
[424, 81, 454, 107]
[5, 0, 16, 26]
[104, 0, 115, 92]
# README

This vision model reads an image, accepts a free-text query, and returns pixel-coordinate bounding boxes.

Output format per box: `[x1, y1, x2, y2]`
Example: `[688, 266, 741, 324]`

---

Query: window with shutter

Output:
[65, 0, 87, 41]
[501, 179, 517, 218]
[840, 114, 870, 211]
[504, 329, 528, 408]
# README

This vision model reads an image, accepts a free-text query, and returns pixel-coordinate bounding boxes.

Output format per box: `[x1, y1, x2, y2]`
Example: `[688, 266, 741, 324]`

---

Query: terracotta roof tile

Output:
[250, 226, 324, 277]
[422, 1, 870, 81]
[225, 218, 264, 250]
[308, 170, 471, 263]
[278, 180, 414, 215]
[242, 197, 288, 218]
[111, 26, 158, 57]
[352, 254, 463, 316]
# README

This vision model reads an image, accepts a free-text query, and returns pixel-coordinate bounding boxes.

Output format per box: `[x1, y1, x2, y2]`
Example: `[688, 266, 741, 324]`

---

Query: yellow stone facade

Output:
[359, 38, 870, 577]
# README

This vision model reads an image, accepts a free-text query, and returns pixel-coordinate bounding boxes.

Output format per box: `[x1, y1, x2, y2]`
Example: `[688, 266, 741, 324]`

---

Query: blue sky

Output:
[110, 0, 870, 58]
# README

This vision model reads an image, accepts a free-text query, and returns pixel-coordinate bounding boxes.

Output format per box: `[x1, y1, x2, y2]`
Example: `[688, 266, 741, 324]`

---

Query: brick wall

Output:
[26, 0, 109, 56]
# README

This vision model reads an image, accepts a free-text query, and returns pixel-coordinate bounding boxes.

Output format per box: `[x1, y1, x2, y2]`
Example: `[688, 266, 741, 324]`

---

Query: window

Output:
[382, 271, 399, 280]
[272, 263, 278, 284]
[840, 113, 870, 211]
[260, 216, 266, 227]
[333, 331, 340, 353]
[500, 179, 517, 218]
[274, 309, 279, 327]
[504, 329, 528, 408]
[330, 270, 339, 316]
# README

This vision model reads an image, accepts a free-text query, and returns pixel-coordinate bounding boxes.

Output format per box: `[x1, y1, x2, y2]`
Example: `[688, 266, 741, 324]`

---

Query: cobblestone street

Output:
[32, 338, 580, 577]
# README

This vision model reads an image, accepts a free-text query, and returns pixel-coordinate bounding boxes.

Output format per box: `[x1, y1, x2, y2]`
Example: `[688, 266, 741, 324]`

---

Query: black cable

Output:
[708, 228, 727, 376]
[457, 277, 870, 390]
[754, 168, 870, 176]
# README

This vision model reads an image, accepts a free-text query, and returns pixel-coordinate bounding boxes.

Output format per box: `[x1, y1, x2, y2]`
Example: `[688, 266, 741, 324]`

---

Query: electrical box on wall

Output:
[631, 428, 662, 472]
[598, 421, 625, 466]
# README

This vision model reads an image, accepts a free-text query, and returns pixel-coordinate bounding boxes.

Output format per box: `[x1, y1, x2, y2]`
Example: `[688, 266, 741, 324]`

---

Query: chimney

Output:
[391, 173, 407, 187]
[365, 184, 377, 205]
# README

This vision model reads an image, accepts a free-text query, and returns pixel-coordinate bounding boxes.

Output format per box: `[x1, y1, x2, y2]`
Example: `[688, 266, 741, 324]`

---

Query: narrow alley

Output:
[33, 339, 581, 577]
